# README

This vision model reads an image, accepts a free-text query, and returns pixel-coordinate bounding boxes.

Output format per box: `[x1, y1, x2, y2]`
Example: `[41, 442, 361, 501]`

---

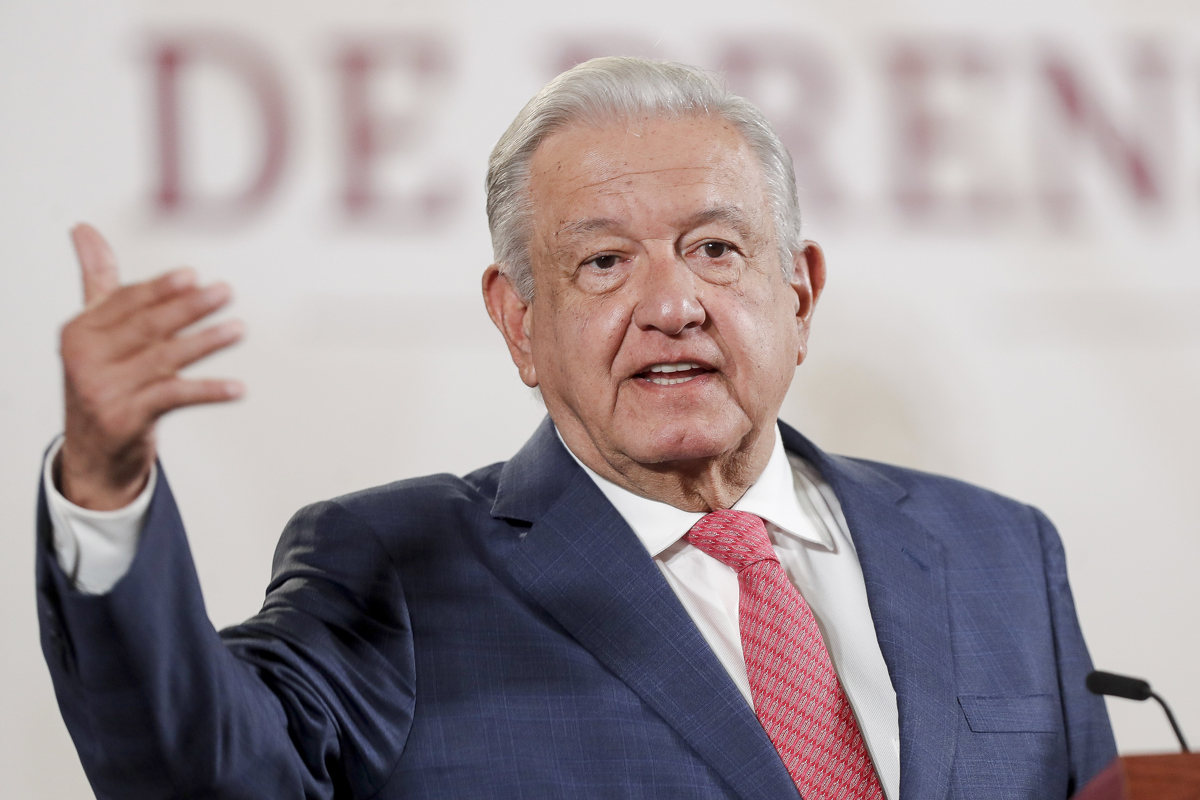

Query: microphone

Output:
[1087, 670, 1190, 753]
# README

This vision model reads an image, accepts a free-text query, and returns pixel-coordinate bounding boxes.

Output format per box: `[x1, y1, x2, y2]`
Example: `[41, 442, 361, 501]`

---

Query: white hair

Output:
[485, 56, 803, 300]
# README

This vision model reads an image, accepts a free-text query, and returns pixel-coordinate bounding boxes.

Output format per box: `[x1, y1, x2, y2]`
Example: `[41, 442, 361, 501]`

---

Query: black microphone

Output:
[1086, 670, 1190, 752]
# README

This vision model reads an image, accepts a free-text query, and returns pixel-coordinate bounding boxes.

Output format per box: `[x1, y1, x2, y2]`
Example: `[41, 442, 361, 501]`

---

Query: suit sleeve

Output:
[1031, 506, 1117, 794]
[41, 436, 155, 595]
[35, 466, 416, 800]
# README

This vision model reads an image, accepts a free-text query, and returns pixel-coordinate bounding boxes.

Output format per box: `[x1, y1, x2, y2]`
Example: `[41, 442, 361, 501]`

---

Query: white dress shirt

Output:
[43, 437, 157, 595]
[562, 425, 900, 799]
[43, 424, 900, 798]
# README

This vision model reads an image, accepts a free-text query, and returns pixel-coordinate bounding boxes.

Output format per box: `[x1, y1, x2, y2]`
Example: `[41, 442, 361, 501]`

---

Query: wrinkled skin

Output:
[483, 115, 826, 511]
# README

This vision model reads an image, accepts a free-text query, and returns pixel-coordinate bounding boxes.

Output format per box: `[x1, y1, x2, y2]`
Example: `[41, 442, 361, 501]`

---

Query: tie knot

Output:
[686, 510, 776, 573]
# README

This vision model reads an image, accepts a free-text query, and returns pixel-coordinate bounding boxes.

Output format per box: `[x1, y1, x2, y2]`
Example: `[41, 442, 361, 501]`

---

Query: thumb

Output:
[71, 223, 121, 307]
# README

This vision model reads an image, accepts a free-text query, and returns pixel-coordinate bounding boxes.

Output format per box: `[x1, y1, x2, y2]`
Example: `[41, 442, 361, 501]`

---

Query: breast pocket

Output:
[958, 693, 1061, 733]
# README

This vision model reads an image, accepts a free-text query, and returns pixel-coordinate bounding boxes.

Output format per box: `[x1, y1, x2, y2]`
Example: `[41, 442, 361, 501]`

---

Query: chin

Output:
[619, 417, 750, 466]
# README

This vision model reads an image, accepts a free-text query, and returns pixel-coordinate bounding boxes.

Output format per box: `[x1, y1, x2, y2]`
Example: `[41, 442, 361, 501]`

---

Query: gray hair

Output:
[485, 56, 803, 300]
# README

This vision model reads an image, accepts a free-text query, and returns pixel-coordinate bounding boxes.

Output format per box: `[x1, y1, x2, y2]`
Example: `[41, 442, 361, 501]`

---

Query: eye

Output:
[587, 254, 620, 270]
[700, 242, 731, 258]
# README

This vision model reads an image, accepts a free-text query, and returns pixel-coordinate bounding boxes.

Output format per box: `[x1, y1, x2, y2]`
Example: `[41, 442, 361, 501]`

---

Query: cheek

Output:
[539, 296, 631, 385]
[723, 292, 800, 383]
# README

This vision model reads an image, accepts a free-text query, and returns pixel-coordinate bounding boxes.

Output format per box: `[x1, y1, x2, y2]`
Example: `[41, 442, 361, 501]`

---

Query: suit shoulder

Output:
[831, 454, 1046, 544]
[783, 421, 1040, 528]
[837, 457, 1061, 575]
[277, 462, 509, 558]
[318, 461, 505, 520]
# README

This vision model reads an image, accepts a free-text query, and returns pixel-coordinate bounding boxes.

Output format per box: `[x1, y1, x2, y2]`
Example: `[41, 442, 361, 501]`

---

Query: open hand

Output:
[57, 224, 245, 510]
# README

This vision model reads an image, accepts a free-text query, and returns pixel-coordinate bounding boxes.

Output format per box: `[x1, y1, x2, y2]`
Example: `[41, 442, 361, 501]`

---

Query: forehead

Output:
[526, 115, 770, 237]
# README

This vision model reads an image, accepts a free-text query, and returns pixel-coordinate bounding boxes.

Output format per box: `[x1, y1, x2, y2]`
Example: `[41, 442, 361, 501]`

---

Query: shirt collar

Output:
[556, 423, 834, 557]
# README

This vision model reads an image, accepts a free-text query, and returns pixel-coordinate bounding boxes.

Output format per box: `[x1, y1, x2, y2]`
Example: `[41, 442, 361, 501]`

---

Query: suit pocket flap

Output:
[958, 694, 1060, 733]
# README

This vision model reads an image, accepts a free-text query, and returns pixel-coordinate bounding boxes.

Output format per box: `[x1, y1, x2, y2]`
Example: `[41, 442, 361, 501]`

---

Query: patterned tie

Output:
[687, 510, 884, 800]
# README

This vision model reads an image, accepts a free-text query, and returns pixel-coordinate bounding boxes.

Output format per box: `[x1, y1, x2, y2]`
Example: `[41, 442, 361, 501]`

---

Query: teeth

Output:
[641, 362, 706, 385]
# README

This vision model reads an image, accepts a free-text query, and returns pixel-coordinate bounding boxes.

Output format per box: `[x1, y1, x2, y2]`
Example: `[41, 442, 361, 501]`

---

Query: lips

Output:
[636, 361, 715, 386]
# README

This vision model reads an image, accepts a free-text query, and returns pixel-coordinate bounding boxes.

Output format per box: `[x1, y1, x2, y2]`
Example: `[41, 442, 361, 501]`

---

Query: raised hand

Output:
[57, 224, 245, 510]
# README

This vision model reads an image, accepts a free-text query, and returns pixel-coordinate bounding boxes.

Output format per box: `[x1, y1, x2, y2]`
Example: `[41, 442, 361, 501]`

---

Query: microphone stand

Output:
[1086, 670, 1190, 753]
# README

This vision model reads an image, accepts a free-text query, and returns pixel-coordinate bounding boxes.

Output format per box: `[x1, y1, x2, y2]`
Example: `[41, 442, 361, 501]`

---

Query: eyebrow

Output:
[684, 206, 755, 240]
[555, 217, 621, 239]
[554, 205, 757, 242]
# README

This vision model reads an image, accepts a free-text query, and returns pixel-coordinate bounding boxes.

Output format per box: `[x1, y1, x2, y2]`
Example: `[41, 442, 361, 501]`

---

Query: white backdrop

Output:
[3, 0, 1199, 796]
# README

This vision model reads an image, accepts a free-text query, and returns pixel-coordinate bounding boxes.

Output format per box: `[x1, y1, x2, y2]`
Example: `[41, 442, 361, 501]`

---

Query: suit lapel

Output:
[493, 418, 799, 800]
[493, 418, 960, 800]
[780, 423, 958, 800]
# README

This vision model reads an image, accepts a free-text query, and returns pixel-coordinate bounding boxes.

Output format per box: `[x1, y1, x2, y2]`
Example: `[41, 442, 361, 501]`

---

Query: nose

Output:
[631, 246, 706, 335]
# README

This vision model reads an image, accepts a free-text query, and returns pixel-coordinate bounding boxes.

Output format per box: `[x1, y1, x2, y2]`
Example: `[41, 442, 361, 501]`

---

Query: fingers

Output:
[85, 267, 200, 330]
[60, 224, 246, 510]
[69, 225, 228, 337]
[71, 224, 121, 306]
[127, 319, 245, 391]
[146, 282, 233, 341]
[101, 281, 234, 360]
[138, 376, 245, 421]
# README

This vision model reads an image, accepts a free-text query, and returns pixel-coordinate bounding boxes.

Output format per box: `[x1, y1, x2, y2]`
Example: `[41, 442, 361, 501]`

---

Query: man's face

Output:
[488, 115, 823, 478]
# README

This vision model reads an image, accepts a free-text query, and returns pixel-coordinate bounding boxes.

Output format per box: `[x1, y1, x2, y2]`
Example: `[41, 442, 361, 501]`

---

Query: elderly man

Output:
[38, 58, 1115, 799]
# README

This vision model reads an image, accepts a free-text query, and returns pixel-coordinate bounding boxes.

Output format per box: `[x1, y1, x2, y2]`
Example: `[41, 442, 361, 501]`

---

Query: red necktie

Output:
[687, 509, 885, 800]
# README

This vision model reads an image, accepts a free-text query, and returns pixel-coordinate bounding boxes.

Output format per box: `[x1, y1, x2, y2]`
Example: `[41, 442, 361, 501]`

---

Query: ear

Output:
[483, 264, 538, 387]
[788, 240, 826, 366]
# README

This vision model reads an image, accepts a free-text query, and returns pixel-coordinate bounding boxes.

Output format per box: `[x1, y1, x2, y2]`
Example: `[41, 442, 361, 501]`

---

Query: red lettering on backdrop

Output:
[140, 29, 1190, 235]
[337, 35, 458, 229]
[886, 39, 1013, 229]
[720, 39, 843, 219]
[1037, 42, 1172, 225]
[150, 32, 289, 224]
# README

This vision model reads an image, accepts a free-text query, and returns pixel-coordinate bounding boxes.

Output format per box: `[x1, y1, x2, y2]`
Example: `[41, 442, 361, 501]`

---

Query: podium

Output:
[1072, 753, 1200, 800]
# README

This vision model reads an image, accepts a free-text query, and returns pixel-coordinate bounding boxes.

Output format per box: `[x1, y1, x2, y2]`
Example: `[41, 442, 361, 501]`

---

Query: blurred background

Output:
[3, 0, 1199, 796]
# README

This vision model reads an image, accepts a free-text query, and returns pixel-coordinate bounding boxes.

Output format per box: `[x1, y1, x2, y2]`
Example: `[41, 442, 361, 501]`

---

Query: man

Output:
[38, 57, 1115, 799]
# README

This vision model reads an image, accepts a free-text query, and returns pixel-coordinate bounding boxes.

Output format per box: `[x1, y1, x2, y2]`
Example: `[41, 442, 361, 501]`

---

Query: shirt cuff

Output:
[42, 436, 157, 595]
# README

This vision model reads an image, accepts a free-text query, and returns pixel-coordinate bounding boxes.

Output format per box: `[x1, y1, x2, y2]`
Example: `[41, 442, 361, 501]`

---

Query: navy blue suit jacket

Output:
[37, 418, 1116, 799]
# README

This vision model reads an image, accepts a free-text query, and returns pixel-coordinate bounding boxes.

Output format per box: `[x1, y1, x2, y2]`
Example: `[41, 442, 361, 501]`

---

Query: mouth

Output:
[635, 361, 716, 386]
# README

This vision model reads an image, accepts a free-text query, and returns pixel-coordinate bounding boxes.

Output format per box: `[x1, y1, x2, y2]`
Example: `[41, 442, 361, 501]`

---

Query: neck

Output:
[558, 422, 776, 513]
